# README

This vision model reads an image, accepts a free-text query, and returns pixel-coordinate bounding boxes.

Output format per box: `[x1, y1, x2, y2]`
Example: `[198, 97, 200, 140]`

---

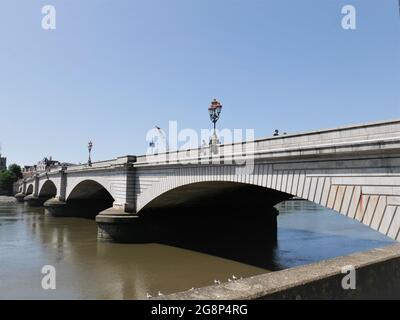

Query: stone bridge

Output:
[15, 119, 400, 242]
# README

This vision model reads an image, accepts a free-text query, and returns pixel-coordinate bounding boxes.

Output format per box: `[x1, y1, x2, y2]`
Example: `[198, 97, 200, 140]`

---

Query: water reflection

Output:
[0, 200, 394, 299]
[274, 200, 394, 269]
[142, 206, 280, 270]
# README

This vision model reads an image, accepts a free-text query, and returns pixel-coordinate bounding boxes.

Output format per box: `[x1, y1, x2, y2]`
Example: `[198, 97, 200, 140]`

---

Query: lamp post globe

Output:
[208, 98, 222, 133]
[208, 99, 222, 151]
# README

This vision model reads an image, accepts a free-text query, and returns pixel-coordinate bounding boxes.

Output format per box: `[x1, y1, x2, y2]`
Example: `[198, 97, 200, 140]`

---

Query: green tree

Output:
[8, 164, 23, 181]
[0, 170, 15, 195]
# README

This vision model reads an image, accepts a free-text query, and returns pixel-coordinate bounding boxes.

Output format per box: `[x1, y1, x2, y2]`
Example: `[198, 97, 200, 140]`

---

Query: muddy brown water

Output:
[0, 200, 393, 299]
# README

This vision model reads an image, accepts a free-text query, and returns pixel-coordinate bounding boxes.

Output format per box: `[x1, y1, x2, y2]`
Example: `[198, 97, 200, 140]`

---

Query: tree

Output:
[0, 170, 15, 195]
[8, 164, 22, 181]
[0, 165, 22, 195]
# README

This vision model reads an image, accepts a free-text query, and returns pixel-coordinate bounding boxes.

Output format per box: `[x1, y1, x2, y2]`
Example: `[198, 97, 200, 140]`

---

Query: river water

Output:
[0, 200, 393, 299]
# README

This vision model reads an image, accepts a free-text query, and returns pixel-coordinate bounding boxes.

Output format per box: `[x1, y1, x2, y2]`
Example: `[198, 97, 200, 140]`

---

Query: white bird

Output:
[189, 287, 195, 291]
[158, 291, 163, 296]
[228, 278, 232, 282]
[232, 275, 238, 280]
[146, 293, 152, 299]
[214, 279, 221, 285]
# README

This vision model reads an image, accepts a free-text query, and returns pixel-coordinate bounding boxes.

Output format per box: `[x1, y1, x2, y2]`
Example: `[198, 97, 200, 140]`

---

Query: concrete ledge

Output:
[156, 244, 400, 300]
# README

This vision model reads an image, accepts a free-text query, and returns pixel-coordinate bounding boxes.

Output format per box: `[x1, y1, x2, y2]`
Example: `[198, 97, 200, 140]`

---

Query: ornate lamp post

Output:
[208, 99, 222, 148]
[88, 141, 93, 167]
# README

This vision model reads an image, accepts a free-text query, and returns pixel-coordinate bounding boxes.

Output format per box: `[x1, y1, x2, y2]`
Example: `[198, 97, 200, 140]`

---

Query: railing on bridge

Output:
[66, 159, 119, 171]
[134, 118, 400, 166]
[17, 118, 400, 179]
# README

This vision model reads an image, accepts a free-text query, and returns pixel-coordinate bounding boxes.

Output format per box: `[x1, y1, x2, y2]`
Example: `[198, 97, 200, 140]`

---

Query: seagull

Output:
[228, 278, 232, 282]
[158, 291, 163, 296]
[232, 275, 238, 280]
[146, 293, 152, 299]
[214, 280, 221, 285]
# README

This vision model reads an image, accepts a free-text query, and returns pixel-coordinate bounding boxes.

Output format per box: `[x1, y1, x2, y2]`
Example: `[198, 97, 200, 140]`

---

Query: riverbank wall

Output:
[157, 243, 400, 300]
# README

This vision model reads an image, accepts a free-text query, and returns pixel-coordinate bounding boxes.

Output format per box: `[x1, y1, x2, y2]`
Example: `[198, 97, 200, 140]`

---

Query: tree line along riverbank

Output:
[0, 164, 22, 196]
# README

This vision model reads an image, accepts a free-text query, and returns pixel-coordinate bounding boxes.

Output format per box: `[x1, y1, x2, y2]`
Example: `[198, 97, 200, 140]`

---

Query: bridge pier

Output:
[43, 198, 70, 216]
[96, 208, 150, 243]
[261, 207, 279, 245]
[44, 197, 116, 218]
[15, 193, 26, 203]
[23, 194, 47, 207]
[96, 205, 279, 245]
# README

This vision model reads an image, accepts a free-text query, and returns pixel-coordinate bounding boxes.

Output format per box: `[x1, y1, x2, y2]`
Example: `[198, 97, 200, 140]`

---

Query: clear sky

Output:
[0, 0, 399, 166]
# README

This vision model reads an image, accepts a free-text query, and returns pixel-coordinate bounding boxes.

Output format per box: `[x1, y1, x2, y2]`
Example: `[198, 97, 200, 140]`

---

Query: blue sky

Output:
[0, 0, 399, 166]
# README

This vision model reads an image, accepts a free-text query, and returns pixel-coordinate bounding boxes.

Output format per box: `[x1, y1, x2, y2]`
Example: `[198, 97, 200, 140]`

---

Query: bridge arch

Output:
[140, 181, 291, 213]
[137, 165, 297, 213]
[64, 179, 115, 218]
[66, 177, 116, 202]
[135, 164, 400, 241]
[25, 184, 34, 195]
[38, 180, 57, 199]
[67, 179, 115, 202]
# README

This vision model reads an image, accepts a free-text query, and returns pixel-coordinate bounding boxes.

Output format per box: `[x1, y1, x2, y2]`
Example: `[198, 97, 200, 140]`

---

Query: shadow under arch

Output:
[66, 180, 115, 219]
[139, 181, 292, 213]
[137, 182, 293, 270]
[39, 180, 57, 199]
[25, 184, 34, 195]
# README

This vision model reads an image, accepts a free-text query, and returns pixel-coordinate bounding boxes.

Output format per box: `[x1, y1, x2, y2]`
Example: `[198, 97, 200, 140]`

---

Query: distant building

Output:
[0, 154, 6, 171]
[22, 165, 37, 179]
[22, 157, 75, 179]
